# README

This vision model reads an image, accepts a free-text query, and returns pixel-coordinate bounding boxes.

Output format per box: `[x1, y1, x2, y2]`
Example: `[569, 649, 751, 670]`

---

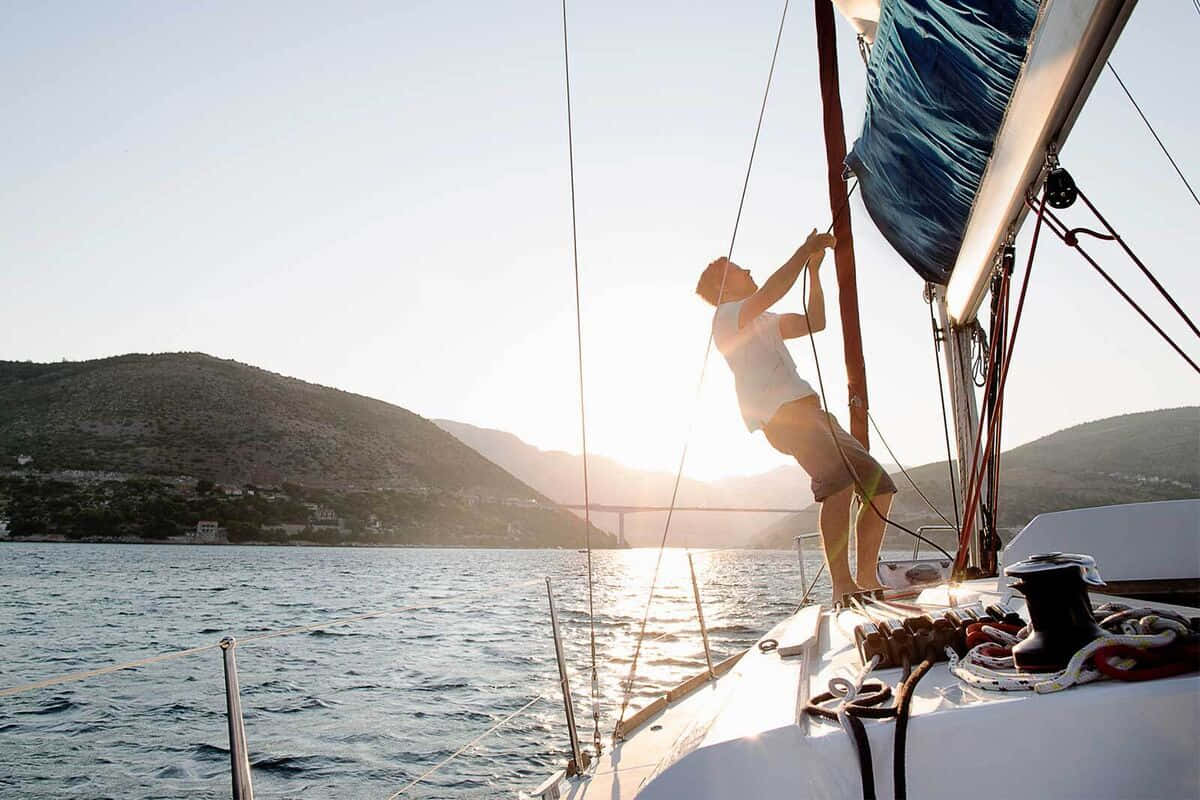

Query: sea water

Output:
[0, 542, 835, 799]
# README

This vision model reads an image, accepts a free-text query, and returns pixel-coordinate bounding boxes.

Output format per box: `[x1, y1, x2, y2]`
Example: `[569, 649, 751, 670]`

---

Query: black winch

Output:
[1006, 552, 1107, 671]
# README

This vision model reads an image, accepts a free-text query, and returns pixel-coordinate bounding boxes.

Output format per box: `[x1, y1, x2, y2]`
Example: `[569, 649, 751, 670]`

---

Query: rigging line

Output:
[1028, 196, 1200, 375]
[950, 262, 1011, 569]
[865, 409, 956, 530]
[797, 203, 954, 563]
[956, 190, 1049, 572]
[989, 271, 1012, 549]
[385, 693, 547, 798]
[1075, 187, 1200, 341]
[613, 0, 793, 735]
[1106, 63, 1199, 209]
[923, 298, 961, 559]
[799, 259, 953, 564]
[559, 0, 602, 757]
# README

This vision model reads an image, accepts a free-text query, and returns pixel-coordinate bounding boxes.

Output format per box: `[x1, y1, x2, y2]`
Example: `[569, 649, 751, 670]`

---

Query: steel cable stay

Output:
[558, 0, 603, 761]
[924, 295, 962, 557]
[612, 0, 794, 737]
[1106, 62, 1199, 209]
[864, 408, 957, 531]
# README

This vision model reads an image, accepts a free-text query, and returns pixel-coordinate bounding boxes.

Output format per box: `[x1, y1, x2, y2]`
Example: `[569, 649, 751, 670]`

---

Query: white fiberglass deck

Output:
[552, 581, 1199, 800]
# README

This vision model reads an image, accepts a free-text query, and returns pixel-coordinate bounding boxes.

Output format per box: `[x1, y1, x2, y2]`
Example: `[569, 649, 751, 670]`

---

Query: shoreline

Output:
[0, 536, 631, 550]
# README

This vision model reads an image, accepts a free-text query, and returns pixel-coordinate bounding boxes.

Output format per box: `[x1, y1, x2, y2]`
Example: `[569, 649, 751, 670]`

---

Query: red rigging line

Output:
[955, 187, 1048, 575]
[1028, 192, 1200, 376]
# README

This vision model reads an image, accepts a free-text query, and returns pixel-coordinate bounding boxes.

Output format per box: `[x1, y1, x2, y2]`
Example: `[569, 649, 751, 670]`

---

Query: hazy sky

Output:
[2, 2, 1196, 482]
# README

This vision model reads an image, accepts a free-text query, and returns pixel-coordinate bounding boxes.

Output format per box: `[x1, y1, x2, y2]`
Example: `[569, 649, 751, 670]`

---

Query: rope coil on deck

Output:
[947, 609, 1199, 693]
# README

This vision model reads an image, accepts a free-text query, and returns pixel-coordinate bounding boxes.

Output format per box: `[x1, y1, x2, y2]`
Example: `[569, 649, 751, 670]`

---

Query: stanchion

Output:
[545, 579, 586, 775]
[686, 553, 715, 680]
[219, 637, 254, 800]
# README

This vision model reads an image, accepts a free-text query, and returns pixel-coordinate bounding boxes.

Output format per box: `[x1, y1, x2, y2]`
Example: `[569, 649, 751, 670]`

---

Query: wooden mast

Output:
[813, 0, 869, 448]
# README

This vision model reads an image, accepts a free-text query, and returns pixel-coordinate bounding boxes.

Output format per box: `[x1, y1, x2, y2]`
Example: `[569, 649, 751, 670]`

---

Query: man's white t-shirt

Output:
[713, 299, 817, 432]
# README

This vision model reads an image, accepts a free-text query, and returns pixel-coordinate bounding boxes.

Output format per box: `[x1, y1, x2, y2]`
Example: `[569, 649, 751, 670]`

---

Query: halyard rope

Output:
[613, 0, 794, 736]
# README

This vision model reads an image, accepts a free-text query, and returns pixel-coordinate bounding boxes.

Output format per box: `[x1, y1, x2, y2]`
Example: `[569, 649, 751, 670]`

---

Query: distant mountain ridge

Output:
[434, 419, 816, 547]
[751, 406, 1199, 549]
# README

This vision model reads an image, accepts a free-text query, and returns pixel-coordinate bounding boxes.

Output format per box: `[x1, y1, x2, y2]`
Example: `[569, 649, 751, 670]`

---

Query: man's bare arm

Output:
[738, 230, 835, 329]
[779, 249, 827, 338]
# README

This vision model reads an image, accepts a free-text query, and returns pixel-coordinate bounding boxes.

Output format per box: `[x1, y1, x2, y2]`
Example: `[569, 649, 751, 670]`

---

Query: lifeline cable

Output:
[0, 577, 549, 698]
[613, 0, 794, 735]
[386, 693, 547, 798]
[559, 0, 603, 759]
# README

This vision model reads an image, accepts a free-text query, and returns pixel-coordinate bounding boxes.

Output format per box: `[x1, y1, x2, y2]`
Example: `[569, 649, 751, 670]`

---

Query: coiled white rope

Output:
[829, 655, 880, 741]
[948, 628, 1179, 694]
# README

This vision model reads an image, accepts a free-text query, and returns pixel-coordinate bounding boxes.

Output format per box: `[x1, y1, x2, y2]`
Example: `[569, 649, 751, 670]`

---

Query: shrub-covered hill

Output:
[0, 353, 617, 547]
[751, 406, 1199, 549]
[1, 353, 540, 492]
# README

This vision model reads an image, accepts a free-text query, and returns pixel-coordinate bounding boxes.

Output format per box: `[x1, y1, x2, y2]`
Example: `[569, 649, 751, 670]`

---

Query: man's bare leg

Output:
[819, 484, 859, 599]
[854, 491, 894, 591]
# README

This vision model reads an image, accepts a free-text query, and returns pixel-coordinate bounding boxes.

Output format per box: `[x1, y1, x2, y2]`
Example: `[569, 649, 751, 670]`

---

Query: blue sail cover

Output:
[846, 0, 1041, 284]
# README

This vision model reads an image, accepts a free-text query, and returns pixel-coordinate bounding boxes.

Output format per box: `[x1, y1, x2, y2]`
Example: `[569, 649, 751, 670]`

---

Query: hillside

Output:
[434, 419, 816, 547]
[0, 354, 616, 548]
[751, 406, 1199, 549]
[2, 354, 535, 491]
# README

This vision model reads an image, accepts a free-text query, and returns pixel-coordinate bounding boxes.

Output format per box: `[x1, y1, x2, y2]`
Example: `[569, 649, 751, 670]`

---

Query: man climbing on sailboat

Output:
[696, 230, 896, 602]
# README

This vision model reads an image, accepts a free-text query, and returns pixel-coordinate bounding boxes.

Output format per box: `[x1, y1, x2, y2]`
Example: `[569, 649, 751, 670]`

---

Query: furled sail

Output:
[840, 0, 1138, 322]
[845, 0, 1040, 286]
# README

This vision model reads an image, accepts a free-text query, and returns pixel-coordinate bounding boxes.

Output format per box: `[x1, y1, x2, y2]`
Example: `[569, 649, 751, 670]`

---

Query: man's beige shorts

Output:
[763, 396, 898, 503]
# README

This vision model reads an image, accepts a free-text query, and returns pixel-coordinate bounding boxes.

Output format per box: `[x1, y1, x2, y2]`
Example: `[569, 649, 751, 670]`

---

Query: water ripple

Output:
[0, 542, 837, 798]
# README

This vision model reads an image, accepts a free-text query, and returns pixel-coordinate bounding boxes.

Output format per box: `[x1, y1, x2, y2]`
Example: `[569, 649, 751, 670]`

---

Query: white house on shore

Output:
[190, 520, 224, 543]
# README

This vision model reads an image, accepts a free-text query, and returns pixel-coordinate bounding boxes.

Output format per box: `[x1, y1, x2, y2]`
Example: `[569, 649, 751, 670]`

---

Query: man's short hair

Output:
[695, 260, 728, 306]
